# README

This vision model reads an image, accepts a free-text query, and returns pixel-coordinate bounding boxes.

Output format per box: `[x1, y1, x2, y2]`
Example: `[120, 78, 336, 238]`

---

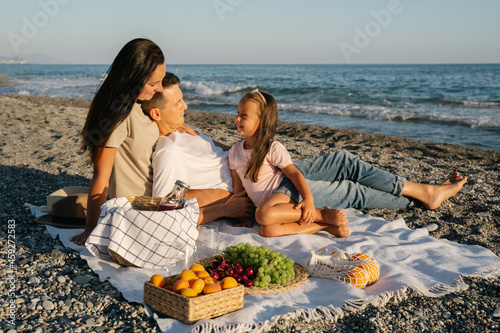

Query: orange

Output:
[150, 274, 166, 288]
[189, 264, 205, 273]
[180, 269, 198, 282]
[220, 276, 238, 289]
[349, 252, 371, 261]
[172, 279, 190, 293]
[203, 283, 222, 294]
[190, 278, 206, 294]
[345, 266, 368, 289]
[358, 260, 379, 285]
[180, 288, 198, 298]
[196, 271, 210, 279]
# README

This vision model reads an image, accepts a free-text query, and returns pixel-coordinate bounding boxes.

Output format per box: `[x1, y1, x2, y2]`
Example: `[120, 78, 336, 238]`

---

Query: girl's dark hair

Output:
[243, 90, 278, 183]
[81, 38, 165, 162]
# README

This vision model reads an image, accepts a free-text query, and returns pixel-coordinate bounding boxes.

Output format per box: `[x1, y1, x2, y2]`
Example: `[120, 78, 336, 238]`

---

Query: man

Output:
[141, 73, 254, 225]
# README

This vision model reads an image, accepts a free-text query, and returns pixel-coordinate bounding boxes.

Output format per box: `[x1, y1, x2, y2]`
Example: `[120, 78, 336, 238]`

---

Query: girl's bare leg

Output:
[256, 193, 348, 226]
[402, 172, 467, 210]
[260, 222, 350, 238]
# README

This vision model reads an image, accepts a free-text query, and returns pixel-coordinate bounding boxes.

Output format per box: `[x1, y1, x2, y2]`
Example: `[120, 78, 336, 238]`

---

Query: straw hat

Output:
[37, 186, 89, 228]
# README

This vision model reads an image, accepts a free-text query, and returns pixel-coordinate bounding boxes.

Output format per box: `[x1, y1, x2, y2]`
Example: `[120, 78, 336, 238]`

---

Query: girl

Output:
[71, 38, 196, 245]
[228, 90, 350, 238]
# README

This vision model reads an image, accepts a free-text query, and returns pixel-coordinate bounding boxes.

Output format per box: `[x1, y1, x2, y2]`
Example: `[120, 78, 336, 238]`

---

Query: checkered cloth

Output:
[86, 197, 199, 269]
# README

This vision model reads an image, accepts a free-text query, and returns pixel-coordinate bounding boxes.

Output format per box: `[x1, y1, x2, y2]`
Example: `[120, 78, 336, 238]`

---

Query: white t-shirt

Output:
[228, 140, 293, 207]
[152, 127, 233, 197]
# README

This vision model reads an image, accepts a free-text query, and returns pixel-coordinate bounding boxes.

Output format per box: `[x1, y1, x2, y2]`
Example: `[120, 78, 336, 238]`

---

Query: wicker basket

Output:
[126, 196, 162, 211]
[197, 256, 309, 295]
[143, 281, 244, 324]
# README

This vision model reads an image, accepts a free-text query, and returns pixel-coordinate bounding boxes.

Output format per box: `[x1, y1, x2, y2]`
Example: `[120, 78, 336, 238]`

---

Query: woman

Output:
[72, 38, 167, 245]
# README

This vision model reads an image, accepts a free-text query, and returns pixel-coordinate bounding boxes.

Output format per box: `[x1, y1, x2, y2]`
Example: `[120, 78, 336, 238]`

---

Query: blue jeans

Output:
[275, 150, 412, 209]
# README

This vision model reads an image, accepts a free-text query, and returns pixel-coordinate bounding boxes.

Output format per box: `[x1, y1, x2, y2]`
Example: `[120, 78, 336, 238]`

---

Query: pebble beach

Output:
[0, 94, 499, 332]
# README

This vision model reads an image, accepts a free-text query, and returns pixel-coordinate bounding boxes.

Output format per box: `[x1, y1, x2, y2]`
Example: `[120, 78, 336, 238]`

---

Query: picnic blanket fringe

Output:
[192, 305, 345, 333]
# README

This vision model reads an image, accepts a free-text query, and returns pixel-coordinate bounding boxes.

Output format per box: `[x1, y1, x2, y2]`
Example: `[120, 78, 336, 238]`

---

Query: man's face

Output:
[158, 84, 187, 130]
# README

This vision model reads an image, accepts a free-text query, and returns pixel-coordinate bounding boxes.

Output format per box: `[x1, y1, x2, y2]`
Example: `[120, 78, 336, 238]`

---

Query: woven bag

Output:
[300, 246, 380, 288]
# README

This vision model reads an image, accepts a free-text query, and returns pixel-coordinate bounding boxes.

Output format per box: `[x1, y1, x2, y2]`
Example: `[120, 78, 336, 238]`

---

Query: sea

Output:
[1, 63, 499, 151]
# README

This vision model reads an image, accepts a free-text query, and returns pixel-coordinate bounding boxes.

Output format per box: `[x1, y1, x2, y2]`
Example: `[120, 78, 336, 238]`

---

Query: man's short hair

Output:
[141, 72, 180, 115]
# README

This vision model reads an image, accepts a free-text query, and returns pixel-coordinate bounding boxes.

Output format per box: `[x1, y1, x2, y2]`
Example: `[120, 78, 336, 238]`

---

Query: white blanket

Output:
[26, 204, 500, 333]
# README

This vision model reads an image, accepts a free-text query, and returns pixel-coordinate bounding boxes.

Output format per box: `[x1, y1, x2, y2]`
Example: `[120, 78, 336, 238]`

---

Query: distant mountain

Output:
[0, 53, 65, 64]
[0, 56, 28, 64]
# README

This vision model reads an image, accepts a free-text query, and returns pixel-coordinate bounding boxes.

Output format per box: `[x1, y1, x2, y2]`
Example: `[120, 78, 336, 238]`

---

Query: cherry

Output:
[245, 279, 253, 287]
[235, 266, 244, 274]
[241, 275, 248, 281]
[211, 272, 219, 281]
[235, 275, 242, 283]
[246, 267, 254, 276]
[227, 268, 234, 276]
[234, 261, 241, 266]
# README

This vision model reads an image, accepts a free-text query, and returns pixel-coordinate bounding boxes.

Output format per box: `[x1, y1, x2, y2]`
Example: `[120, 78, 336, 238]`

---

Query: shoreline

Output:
[1, 94, 499, 332]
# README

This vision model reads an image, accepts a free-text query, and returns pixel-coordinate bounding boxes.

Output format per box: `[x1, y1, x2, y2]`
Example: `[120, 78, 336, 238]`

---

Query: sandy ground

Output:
[1, 94, 498, 332]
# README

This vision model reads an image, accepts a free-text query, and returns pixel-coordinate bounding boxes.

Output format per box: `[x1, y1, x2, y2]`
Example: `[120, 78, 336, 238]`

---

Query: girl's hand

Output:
[294, 198, 315, 225]
[177, 124, 199, 136]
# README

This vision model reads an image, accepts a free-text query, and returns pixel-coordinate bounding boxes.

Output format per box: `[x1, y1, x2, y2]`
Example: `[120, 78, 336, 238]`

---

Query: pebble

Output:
[42, 301, 55, 311]
[57, 275, 66, 283]
[493, 307, 500, 318]
[423, 223, 439, 232]
[74, 275, 92, 285]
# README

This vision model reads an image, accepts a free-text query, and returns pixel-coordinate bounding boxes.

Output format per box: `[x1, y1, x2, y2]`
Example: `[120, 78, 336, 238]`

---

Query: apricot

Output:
[180, 269, 198, 281]
[180, 288, 198, 298]
[189, 278, 206, 294]
[196, 270, 210, 279]
[203, 283, 222, 294]
[189, 264, 205, 273]
[203, 277, 215, 284]
[164, 277, 173, 286]
[172, 274, 182, 284]
[150, 274, 166, 288]
[172, 279, 190, 293]
[220, 276, 238, 289]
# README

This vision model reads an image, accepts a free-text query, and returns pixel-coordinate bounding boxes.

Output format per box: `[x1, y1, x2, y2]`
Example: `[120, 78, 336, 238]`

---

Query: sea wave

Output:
[434, 98, 500, 108]
[279, 103, 500, 130]
[180, 81, 256, 96]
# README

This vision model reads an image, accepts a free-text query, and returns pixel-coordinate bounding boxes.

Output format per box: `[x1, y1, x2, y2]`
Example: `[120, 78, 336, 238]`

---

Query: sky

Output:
[1, 0, 499, 65]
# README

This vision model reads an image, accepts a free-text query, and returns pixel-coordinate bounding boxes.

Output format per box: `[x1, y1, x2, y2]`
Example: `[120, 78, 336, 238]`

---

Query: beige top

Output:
[106, 103, 159, 198]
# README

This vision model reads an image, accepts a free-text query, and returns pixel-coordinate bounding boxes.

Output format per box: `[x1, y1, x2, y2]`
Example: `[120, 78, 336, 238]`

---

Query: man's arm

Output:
[196, 191, 254, 225]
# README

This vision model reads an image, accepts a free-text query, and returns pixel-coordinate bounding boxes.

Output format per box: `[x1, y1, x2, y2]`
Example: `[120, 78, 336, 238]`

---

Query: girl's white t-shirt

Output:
[228, 140, 293, 207]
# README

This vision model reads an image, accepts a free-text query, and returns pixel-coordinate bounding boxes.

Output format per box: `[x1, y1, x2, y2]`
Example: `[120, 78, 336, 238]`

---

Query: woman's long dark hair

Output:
[243, 90, 278, 183]
[81, 38, 164, 162]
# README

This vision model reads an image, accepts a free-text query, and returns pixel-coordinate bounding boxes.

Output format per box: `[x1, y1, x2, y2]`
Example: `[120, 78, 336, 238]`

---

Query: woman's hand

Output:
[71, 229, 92, 245]
[294, 197, 315, 225]
[177, 124, 199, 136]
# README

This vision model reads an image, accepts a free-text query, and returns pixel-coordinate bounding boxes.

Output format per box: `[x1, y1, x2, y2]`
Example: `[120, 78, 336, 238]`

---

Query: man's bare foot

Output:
[422, 176, 467, 210]
[441, 171, 464, 185]
[320, 207, 349, 226]
[326, 225, 350, 238]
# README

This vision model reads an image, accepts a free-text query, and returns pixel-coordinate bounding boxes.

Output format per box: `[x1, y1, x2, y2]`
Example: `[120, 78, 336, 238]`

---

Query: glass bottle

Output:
[157, 180, 190, 211]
